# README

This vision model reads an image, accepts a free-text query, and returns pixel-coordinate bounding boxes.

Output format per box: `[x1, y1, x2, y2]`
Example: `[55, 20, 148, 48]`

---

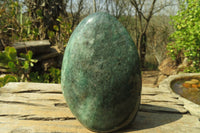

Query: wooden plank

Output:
[13, 40, 50, 49]
[0, 83, 200, 133]
[12, 40, 51, 55]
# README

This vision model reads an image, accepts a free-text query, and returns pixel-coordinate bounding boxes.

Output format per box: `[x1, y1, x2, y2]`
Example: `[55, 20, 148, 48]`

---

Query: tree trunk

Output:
[138, 32, 147, 68]
[93, 0, 96, 13]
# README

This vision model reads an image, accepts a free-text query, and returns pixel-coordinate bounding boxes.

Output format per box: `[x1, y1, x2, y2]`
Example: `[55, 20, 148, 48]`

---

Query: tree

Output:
[0, 0, 22, 49]
[130, 0, 173, 68]
[93, 0, 96, 13]
[69, 0, 84, 30]
[168, 0, 200, 72]
[104, 0, 127, 19]
[25, 0, 68, 40]
[24, 0, 85, 50]
[148, 17, 172, 65]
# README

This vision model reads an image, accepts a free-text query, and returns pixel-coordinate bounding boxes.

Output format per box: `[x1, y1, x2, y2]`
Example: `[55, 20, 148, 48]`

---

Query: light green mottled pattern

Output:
[61, 12, 141, 132]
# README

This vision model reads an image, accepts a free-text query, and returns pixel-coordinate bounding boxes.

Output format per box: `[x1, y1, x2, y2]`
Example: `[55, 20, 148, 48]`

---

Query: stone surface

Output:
[157, 73, 168, 85]
[0, 82, 200, 133]
[159, 57, 177, 76]
[61, 12, 141, 132]
[177, 58, 192, 72]
[159, 73, 200, 118]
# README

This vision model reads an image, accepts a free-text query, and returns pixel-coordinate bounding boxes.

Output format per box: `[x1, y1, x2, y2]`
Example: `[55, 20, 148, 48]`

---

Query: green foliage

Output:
[0, 47, 61, 86]
[29, 72, 49, 83]
[29, 67, 61, 83]
[0, 0, 41, 46]
[23, 1, 73, 49]
[0, 74, 18, 87]
[0, 0, 21, 46]
[48, 67, 61, 83]
[48, 16, 72, 49]
[0, 46, 37, 82]
[0, 1, 72, 51]
[168, 0, 200, 72]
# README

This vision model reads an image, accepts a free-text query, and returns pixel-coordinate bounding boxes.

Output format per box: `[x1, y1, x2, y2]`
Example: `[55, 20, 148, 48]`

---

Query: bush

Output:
[0, 75, 18, 87]
[29, 67, 61, 83]
[167, 0, 200, 72]
[0, 47, 37, 82]
[0, 47, 61, 86]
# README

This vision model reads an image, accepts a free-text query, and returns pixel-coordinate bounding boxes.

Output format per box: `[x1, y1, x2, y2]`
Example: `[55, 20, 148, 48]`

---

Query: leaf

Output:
[48, 31, 55, 38]
[0, 52, 9, 65]
[4, 75, 17, 83]
[27, 51, 33, 60]
[8, 61, 16, 69]
[31, 59, 38, 63]
[30, 62, 34, 67]
[53, 25, 59, 31]
[56, 16, 63, 22]
[23, 61, 29, 70]
[0, 75, 18, 87]
[4, 75, 18, 83]
[5, 47, 17, 60]
[36, 9, 42, 16]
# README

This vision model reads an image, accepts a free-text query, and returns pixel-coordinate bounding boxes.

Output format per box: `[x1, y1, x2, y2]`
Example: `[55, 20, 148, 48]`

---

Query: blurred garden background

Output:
[0, 0, 200, 87]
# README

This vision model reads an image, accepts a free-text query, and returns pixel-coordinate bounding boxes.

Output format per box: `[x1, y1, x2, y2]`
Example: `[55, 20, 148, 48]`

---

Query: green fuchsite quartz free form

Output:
[61, 12, 141, 132]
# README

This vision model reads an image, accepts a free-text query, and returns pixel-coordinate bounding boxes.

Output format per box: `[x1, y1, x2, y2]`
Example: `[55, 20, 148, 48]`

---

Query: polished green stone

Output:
[61, 12, 141, 132]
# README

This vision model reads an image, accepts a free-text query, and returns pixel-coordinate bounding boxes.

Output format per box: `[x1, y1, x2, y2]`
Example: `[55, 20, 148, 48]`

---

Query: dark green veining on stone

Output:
[61, 12, 141, 132]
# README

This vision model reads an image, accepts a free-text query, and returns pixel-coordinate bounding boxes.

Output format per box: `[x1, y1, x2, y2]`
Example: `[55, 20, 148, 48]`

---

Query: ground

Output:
[142, 70, 159, 87]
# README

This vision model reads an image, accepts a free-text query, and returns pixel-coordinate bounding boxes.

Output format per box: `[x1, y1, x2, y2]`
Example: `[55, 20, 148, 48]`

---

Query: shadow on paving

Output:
[118, 104, 183, 132]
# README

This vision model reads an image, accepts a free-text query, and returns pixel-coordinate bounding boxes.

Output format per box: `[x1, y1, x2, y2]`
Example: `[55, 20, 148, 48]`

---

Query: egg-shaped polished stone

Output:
[61, 12, 141, 132]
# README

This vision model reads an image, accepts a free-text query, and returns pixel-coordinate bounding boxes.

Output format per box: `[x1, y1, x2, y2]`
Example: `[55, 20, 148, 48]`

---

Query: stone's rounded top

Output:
[81, 12, 112, 25]
[68, 12, 137, 49]
[77, 12, 121, 28]
[79, 12, 122, 28]
[61, 12, 141, 132]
